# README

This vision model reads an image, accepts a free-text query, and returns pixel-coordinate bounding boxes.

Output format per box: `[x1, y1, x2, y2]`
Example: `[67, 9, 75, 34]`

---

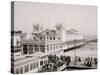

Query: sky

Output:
[14, 1, 97, 35]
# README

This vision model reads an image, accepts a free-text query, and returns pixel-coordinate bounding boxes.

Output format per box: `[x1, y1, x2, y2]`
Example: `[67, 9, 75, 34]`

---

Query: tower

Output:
[33, 24, 43, 34]
[55, 23, 63, 31]
[55, 23, 63, 41]
[55, 23, 66, 42]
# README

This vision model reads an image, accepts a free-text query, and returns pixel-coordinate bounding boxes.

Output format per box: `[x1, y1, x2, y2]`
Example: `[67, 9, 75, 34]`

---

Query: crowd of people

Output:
[84, 57, 97, 67]
[39, 55, 97, 72]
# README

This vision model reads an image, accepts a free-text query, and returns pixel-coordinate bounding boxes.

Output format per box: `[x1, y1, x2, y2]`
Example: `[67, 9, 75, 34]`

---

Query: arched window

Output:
[46, 32, 49, 34]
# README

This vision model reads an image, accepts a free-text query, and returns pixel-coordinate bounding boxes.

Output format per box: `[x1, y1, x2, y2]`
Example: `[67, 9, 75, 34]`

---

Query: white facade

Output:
[12, 24, 85, 74]
[13, 53, 48, 74]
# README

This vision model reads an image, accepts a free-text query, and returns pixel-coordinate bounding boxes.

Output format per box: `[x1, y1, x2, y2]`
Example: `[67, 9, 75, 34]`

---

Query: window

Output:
[16, 39, 20, 46]
[43, 37, 45, 40]
[53, 37, 55, 40]
[24, 64, 29, 73]
[23, 45, 27, 54]
[40, 37, 42, 40]
[30, 63, 35, 70]
[53, 44, 55, 50]
[30, 63, 33, 70]
[40, 61, 43, 65]
[57, 43, 60, 49]
[56, 44, 58, 49]
[40, 45, 45, 52]
[45, 60, 48, 64]
[46, 32, 49, 34]
[47, 45, 49, 51]
[34, 62, 36, 68]
[15, 68, 19, 74]
[36, 27, 39, 31]
[14, 49, 20, 53]
[60, 43, 62, 48]
[40, 37, 45, 40]
[58, 37, 60, 40]
[34, 45, 39, 52]
[34, 62, 38, 68]
[50, 44, 52, 50]
[36, 62, 38, 67]
[44, 60, 46, 65]
[44, 60, 47, 65]
[20, 67, 23, 74]
[29, 45, 33, 54]
[50, 37, 52, 40]
[47, 37, 48, 40]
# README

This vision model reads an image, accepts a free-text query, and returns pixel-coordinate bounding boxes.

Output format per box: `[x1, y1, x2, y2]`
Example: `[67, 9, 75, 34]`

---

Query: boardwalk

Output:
[59, 43, 97, 71]
[62, 43, 97, 61]
[57, 61, 97, 71]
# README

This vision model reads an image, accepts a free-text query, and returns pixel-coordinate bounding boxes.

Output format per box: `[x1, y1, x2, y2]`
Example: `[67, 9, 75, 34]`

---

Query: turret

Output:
[33, 24, 43, 34]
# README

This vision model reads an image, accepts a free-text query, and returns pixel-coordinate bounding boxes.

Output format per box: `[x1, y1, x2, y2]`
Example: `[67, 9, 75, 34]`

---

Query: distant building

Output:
[11, 31, 22, 58]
